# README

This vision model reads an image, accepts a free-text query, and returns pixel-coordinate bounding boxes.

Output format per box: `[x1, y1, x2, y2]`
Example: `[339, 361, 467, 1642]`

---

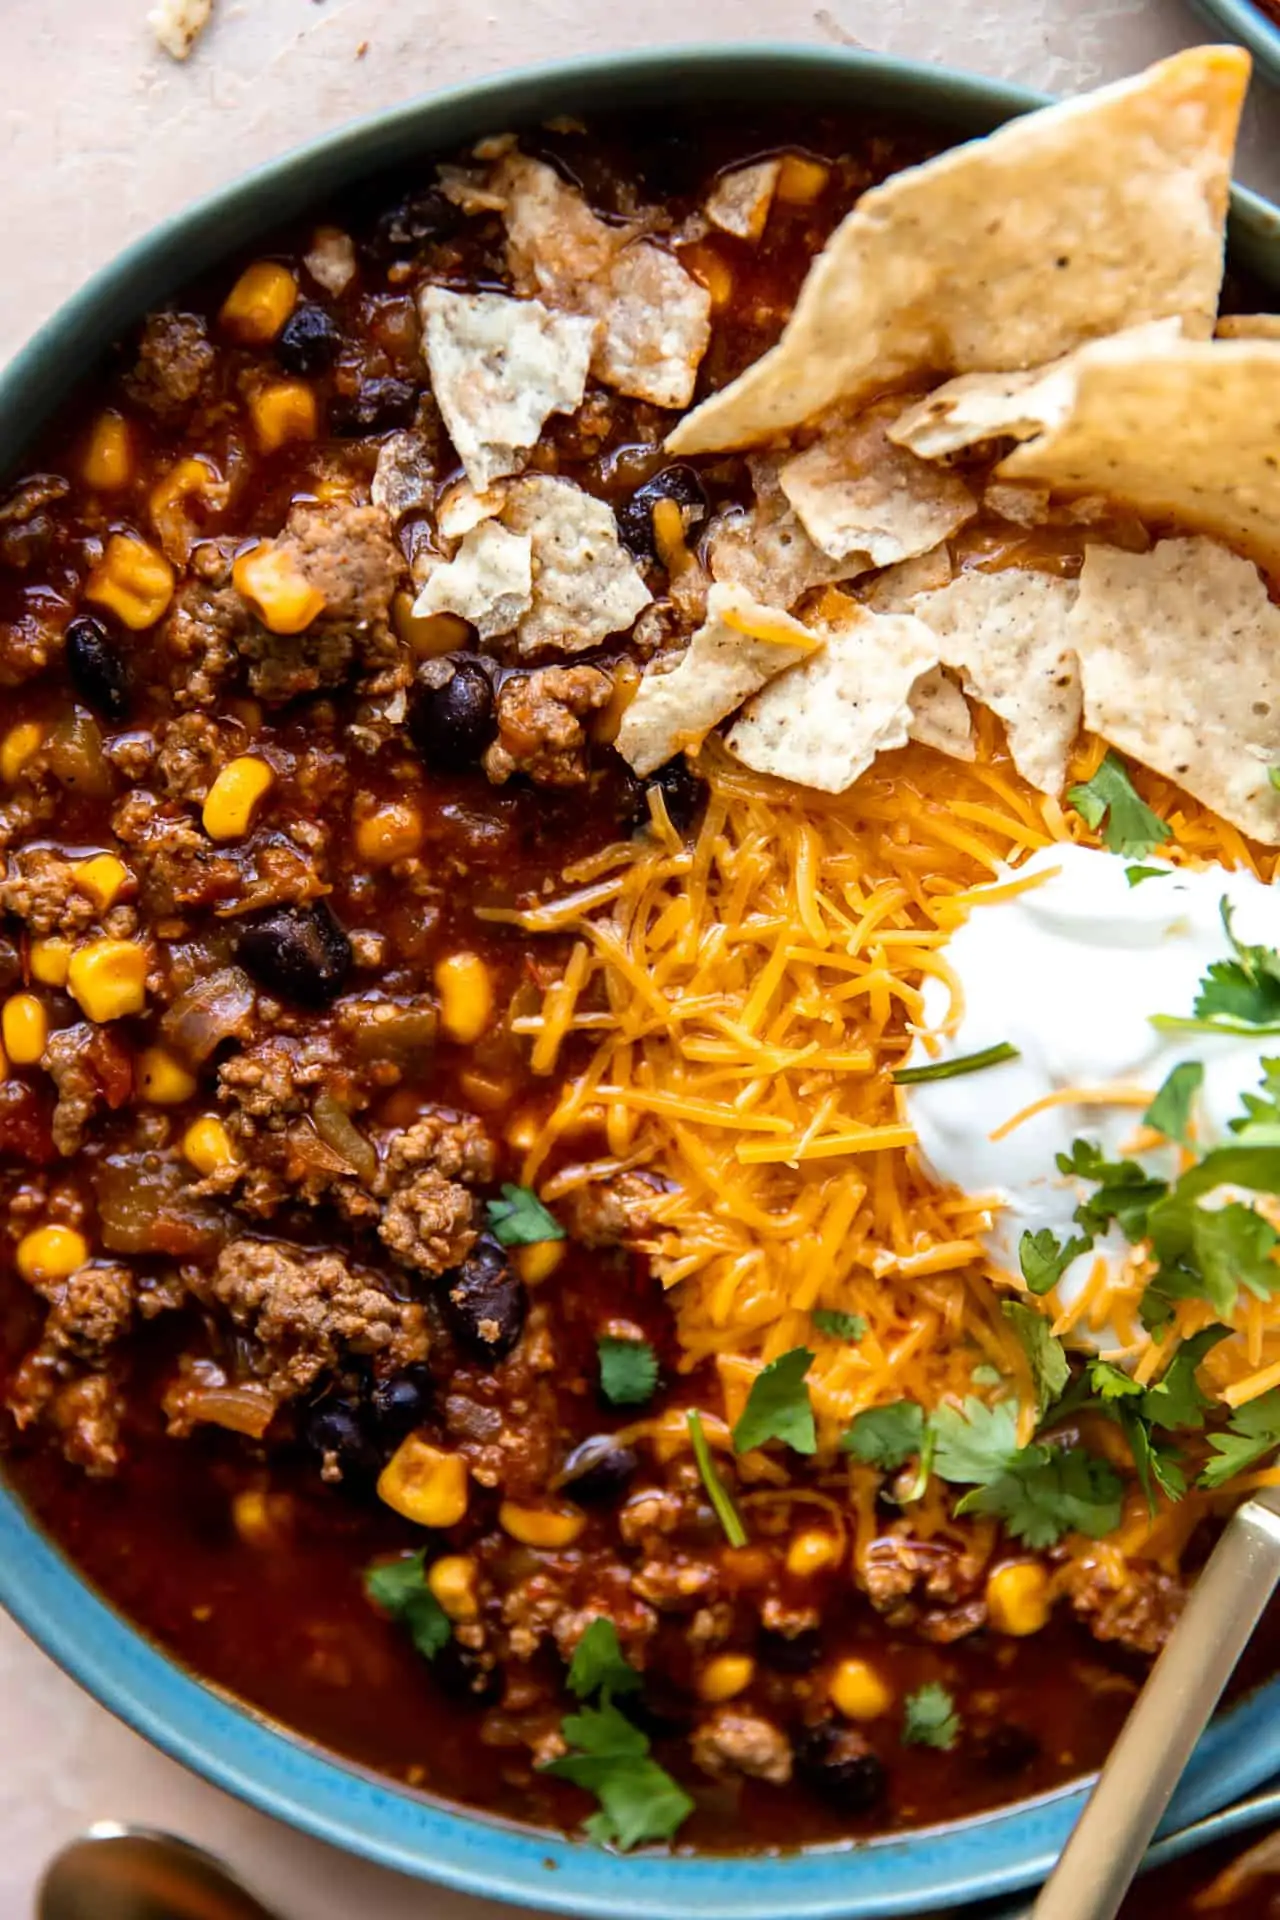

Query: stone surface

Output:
[0, 2, 1278, 1915]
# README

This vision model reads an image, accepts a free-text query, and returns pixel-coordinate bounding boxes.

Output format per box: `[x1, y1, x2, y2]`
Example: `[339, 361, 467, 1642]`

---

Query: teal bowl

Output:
[1191, 0, 1280, 86]
[4, 46, 1280, 1918]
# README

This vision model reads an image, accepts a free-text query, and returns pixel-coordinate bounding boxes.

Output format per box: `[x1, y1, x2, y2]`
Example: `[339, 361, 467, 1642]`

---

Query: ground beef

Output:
[379, 1167, 479, 1275]
[13, 1369, 126, 1476]
[188, 1237, 428, 1399]
[162, 543, 253, 711]
[218, 1034, 347, 1120]
[443, 1351, 560, 1498]
[35, 1261, 136, 1354]
[123, 311, 216, 422]
[154, 712, 238, 802]
[692, 1709, 793, 1785]
[560, 1170, 666, 1248]
[502, 1573, 657, 1664]
[111, 786, 236, 917]
[0, 846, 102, 937]
[44, 1023, 134, 1156]
[6, 1261, 145, 1476]
[1059, 1554, 1186, 1656]
[862, 1529, 989, 1643]
[377, 1109, 496, 1191]
[482, 665, 613, 788]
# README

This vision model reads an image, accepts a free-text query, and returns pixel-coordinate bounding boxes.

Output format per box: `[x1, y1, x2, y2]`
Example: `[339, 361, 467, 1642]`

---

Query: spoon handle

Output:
[1032, 1487, 1280, 1920]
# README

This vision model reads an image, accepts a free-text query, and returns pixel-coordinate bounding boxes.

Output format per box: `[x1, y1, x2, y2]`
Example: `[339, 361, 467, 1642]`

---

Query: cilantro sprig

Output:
[1067, 752, 1172, 859]
[598, 1335, 660, 1408]
[732, 1347, 817, 1455]
[547, 1626, 693, 1851]
[486, 1183, 565, 1246]
[365, 1551, 453, 1661]
[1200, 1389, 1280, 1489]
[1019, 1225, 1092, 1296]
[902, 1683, 961, 1750]
[1153, 900, 1280, 1038]
[687, 1409, 747, 1548]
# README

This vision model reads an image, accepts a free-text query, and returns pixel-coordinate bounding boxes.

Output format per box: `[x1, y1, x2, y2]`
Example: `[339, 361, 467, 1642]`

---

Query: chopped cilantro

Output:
[931, 1396, 1022, 1485]
[841, 1399, 927, 1471]
[1144, 1060, 1204, 1147]
[598, 1336, 660, 1408]
[687, 1409, 747, 1548]
[902, 1682, 961, 1751]
[812, 1308, 868, 1342]
[955, 1444, 1126, 1550]
[1120, 1408, 1187, 1512]
[1126, 864, 1169, 887]
[567, 1618, 641, 1701]
[1139, 1327, 1228, 1431]
[893, 1041, 1020, 1086]
[1154, 901, 1280, 1036]
[1067, 752, 1172, 859]
[1087, 1358, 1144, 1403]
[1230, 1058, 1280, 1140]
[1147, 1195, 1280, 1317]
[485, 1182, 565, 1246]
[365, 1551, 452, 1661]
[1002, 1301, 1069, 1416]
[546, 1699, 694, 1850]
[732, 1347, 817, 1455]
[1019, 1225, 1092, 1296]
[1199, 1389, 1280, 1490]
[1058, 1138, 1167, 1241]
[971, 1363, 1005, 1388]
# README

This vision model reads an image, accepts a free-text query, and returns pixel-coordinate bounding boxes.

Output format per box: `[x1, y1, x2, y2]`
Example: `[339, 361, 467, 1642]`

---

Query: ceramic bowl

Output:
[1192, 0, 1280, 87]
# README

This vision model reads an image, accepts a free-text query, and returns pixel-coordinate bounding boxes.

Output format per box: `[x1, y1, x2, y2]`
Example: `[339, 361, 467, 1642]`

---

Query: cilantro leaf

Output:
[485, 1182, 565, 1246]
[365, 1551, 452, 1661]
[1126, 865, 1169, 887]
[1199, 1389, 1280, 1490]
[1067, 752, 1172, 859]
[1230, 1058, 1280, 1138]
[971, 1364, 1004, 1388]
[1019, 1225, 1093, 1296]
[567, 1618, 642, 1701]
[1140, 1326, 1229, 1431]
[1058, 1138, 1168, 1241]
[1120, 1408, 1187, 1513]
[687, 1409, 747, 1548]
[931, 1396, 1022, 1485]
[1144, 1060, 1204, 1147]
[1002, 1301, 1069, 1416]
[1088, 1358, 1144, 1402]
[546, 1700, 694, 1850]
[812, 1308, 867, 1342]
[1158, 903, 1280, 1037]
[902, 1683, 961, 1751]
[598, 1336, 660, 1408]
[1147, 1196, 1280, 1317]
[840, 1400, 926, 1471]
[955, 1445, 1125, 1549]
[732, 1347, 817, 1455]
[893, 1041, 1020, 1085]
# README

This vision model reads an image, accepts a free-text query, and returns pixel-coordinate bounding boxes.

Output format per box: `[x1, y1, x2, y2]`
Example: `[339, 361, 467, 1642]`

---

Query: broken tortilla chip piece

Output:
[705, 160, 782, 241]
[907, 666, 975, 760]
[615, 583, 820, 777]
[725, 597, 942, 792]
[779, 397, 977, 564]
[1216, 314, 1280, 340]
[708, 457, 859, 608]
[412, 521, 533, 641]
[501, 474, 652, 656]
[371, 430, 436, 521]
[1000, 336, 1280, 574]
[1067, 537, 1280, 845]
[911, 569, 1081, 794]
[420, 286, 597, 491]
[667, 47, 1246, 455]
[856, 544, 955, 614]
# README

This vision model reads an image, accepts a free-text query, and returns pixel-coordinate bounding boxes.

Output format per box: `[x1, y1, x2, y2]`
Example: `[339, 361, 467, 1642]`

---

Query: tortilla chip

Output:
[908, 666, 975, 760]
[705, 160, 782, 241]
[615, 583, 820, 777]
[668, 48, 1246, 455]
[420, 286, 596, 491]
[708, 457, 858, 608]
[1068, 538, 1280, 845]
[1000, 336, 1280, 573]
[371, 431, 436, 521]
[436, 479, 506, 544]
[501, 475, 651, 656]
[982, 480, 1053, 528]
[779, 398, 977, 565]
[857, 545, 955, 613]
[411, 521, 533, 641]
[725, 598, 941, 792]
[912, 569, 1081, 794]
[490, 153, 711, 410]
[1217, 314, 1280, 339]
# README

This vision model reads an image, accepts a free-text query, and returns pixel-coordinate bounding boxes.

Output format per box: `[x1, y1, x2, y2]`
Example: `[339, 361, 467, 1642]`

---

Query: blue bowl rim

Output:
[1191, 0, 1280, 84]
[3, 41, 1280, 1918]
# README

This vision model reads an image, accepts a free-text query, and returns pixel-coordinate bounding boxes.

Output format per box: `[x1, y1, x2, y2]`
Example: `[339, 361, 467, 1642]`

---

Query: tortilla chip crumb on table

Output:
[615, 584, 821, 778]
[412, 521, 534, 641]
[148, 0, 213, 59]
[705, 160, 783, 241]
[1067, 537, 1280, 845]
[779, 396, 977, 564]
[667, 46, 1247, 455]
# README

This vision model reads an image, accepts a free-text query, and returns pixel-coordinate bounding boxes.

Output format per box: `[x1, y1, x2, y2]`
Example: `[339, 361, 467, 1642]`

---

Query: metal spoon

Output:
[37, 1824, 280, 1920]
[1031, 1486, 1280, 1920]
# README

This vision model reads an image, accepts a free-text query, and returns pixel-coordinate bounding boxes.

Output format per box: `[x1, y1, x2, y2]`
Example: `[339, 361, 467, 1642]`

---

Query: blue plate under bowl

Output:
[4, 45, 1280, 1919]
[1192, 0, 1280, 86]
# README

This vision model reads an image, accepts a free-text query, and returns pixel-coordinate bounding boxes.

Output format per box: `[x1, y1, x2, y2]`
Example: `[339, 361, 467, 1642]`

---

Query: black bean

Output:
[616, 464, 709, 559]
[370, 188, 463, 260]
[330, 377, 418, 437]
[371, 1366, 432, 1445]
[976, 1723, 1040, 1777]
[0, 935, 21, 998]
[629, 757, 706, 838]
[304, 1400, 380, 1482]
[432, 1639, 502, 1707]
[757, 1627, 824, 1674]
[443, 1235, 526, 1363]
[65, 615, 130, 719]
[629, 1677, 697, 1741]
[409, 657, 495, 772]
[237, 901, 352, 1007]
[557, 1434, 639, 1502]
[276, 304, 341, 377]
[795, 1722, 887, 1811]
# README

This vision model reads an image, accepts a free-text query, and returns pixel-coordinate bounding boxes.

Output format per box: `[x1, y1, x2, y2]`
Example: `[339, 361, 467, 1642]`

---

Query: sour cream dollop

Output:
[902, 844, 1280, 1353]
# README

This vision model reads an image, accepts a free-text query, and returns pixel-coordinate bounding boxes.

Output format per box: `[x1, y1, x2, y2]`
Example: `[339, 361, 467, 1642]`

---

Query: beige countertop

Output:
[1, 3, 1278, 1915]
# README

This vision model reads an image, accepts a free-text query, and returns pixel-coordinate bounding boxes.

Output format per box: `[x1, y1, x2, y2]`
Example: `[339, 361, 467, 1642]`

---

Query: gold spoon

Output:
[37, 1824, 279, 1920]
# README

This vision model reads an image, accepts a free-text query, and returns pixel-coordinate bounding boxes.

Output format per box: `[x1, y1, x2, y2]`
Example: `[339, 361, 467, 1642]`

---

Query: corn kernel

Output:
[592, 658, 641, 746]
[498, 1501, 586, 1549]
[986, 1561, 1051, 1637]
[1, 721, 43, 785]
[29, 938, 72, 988]
[354, 798, 423, 867]
[378, 1436, 470, 1528]
[182, 1115, 239, 1175]
[232, 1489, 276, 1549]
[427, 1553, 480, 1622]
[435, 951, 494, 1045]
[776, 154, 831, 204]
[149, 457, 227, 561]
[250, 381, 318, 454]
[67, 939, 148, 1022]
[83, 411, 134, 491]
[137, 1046, 197, 1105]
[786, 1529, 844, 1579]
[684, 243, 735, 311]
[516, 1240, 566, 1285]
[219, 261, 299, 343]
[697, 1654, 755, 1703]
[73, 853, 130, 912]
[17, 1224, 89, 1285]
[505, 1111, 541, 1154]
[2, 994, 47, 1067]
[393, 595, 472, 659]
[232, 542, 326, 635]
[202, 756, 275, 842]
[829, 1657, 894, 1722]
[84, 533, 175, 630]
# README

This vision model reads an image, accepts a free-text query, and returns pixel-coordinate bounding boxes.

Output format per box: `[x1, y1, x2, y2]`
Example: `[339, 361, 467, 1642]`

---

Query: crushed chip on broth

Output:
[708, 457, 858, 608]
[420, 286, 597, 491]
[501, 474, 652, 656]
[779, 397, 977, 565]
[705, 160, 783, 240]
[906, 666, 975, 760]
[435, 479, 506, 544]
[1068, 537, 1280, 844]
[371, 431, 436, 522]
[856, 544, 955, 613]
[412, 521, 533, 640]
[667, 47, 1246, 455]
[616, 583, 821, 776]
